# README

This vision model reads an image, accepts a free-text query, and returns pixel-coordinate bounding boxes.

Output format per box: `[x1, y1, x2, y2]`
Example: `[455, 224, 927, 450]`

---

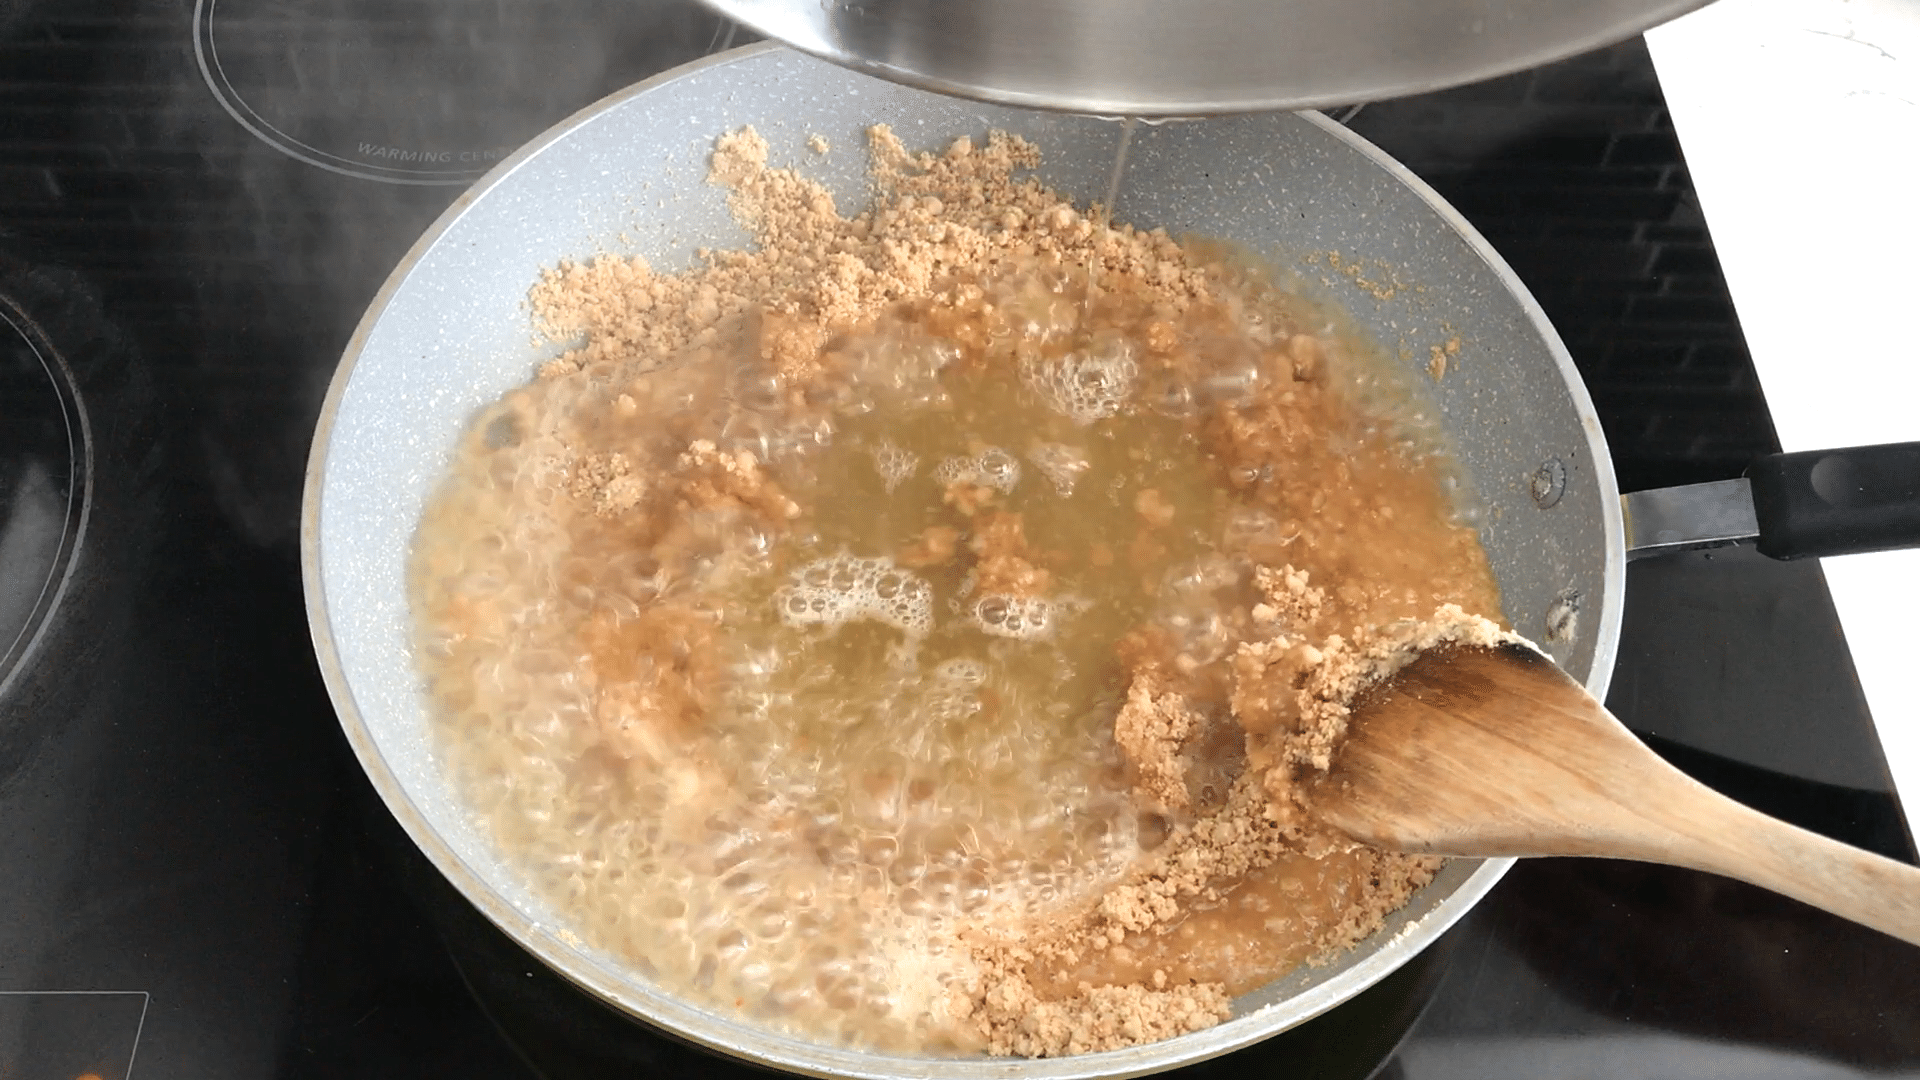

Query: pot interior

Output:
[304, 43, 1623, 1079]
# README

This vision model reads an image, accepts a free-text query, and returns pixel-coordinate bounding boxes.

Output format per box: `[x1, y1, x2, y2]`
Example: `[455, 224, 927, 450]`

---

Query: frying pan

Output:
[301, 42, 1909, 1078]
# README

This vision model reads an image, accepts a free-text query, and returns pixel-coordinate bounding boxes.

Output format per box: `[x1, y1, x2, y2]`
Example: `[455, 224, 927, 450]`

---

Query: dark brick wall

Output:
[1348, 37, 1778, 494]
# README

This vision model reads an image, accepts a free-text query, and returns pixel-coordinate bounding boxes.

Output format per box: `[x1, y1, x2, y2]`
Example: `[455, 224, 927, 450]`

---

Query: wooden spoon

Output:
[1303, 641, 1920, 946]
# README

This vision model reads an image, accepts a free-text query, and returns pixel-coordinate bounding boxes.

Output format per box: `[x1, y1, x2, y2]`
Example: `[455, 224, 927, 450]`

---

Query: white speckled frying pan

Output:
[302, 43, 1622, 1079]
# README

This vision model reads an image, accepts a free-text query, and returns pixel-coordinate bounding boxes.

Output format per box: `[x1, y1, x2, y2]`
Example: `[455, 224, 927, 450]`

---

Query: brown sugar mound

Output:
[530, 125, 1210, 395]
[968, 511, 1052, 598]
[955, 966, 1231, 1058]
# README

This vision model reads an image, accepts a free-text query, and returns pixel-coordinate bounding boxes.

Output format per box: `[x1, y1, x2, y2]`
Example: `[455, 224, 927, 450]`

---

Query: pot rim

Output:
[301, 41, 1624, 1079]
[701, 0, 1711, 117]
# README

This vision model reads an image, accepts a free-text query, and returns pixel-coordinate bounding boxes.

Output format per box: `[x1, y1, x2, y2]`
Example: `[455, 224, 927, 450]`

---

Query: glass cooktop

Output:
[0, 3, 1912, 1078]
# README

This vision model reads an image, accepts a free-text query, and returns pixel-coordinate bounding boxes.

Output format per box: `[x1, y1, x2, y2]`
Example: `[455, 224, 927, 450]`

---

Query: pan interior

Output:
[305, 44, 1620, 1078]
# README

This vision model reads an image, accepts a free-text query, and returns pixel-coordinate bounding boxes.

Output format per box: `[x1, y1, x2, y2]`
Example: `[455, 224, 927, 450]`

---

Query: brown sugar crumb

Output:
[1113, 672, 1199, 812]
[754, 309, 829, 384]
[942, 480, 999, 516]
[1248, 564, 1325, 633]
[897, 524, 961, 568]
[1321, 251, 1401, 301]
[1425, 336, 1461, 381]
[582, 603, 721, 758]
[672, 440, 802, 525]
[969, 511, 1051, 597]
[1133, 488, 1176, 528]
[569, 451, 647, 517]
[1287, 333, 1323, 382]
[807, 133, 830, 155]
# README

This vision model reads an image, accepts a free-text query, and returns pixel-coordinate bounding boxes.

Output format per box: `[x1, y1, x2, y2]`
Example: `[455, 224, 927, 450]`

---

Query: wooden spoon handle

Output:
[1599, 761, 1920, 948]
[1376, 737, 1920, 945]
[1309, 646, 1920, 946]
[1681, 791, 1920, 941]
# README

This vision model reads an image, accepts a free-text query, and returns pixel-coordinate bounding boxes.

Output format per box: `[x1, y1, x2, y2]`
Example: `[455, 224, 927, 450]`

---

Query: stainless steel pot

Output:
[699, 0, 1712, 115]
[302, 44, 1623, 1078]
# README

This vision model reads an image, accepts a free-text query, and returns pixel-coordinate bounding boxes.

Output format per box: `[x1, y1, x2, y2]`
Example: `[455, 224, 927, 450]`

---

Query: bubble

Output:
[1020, 334, 1139, 423]
[870, 439, 918, 493]
[833, 329, 958, 411]
[965, 593, 1057, 640]
[933, 445, 1021, 493]
[773, 553, 935, 636]
[719, 402, 837, 462]
[1025, 442, 1091, 496]
[933, 658, 988, 686]
[1166, 554, 1240, 597]
[1196, 347, 1262, 407]
[991, 271, 1081, 343]
[922, 658, 989, 724]
[1224, 506, 1286, 549]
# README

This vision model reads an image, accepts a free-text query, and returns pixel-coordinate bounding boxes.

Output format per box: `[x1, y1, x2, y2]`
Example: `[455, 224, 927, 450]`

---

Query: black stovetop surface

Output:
[3, 4, 1916, 1078]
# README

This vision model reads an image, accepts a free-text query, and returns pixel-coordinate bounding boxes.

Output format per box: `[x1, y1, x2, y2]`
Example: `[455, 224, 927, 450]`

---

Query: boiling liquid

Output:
[409, 252, 1502, 1051]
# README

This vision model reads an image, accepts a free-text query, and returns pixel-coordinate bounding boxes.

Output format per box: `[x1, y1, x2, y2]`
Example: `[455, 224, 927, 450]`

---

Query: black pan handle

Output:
[1747, 441, 1920, 560]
